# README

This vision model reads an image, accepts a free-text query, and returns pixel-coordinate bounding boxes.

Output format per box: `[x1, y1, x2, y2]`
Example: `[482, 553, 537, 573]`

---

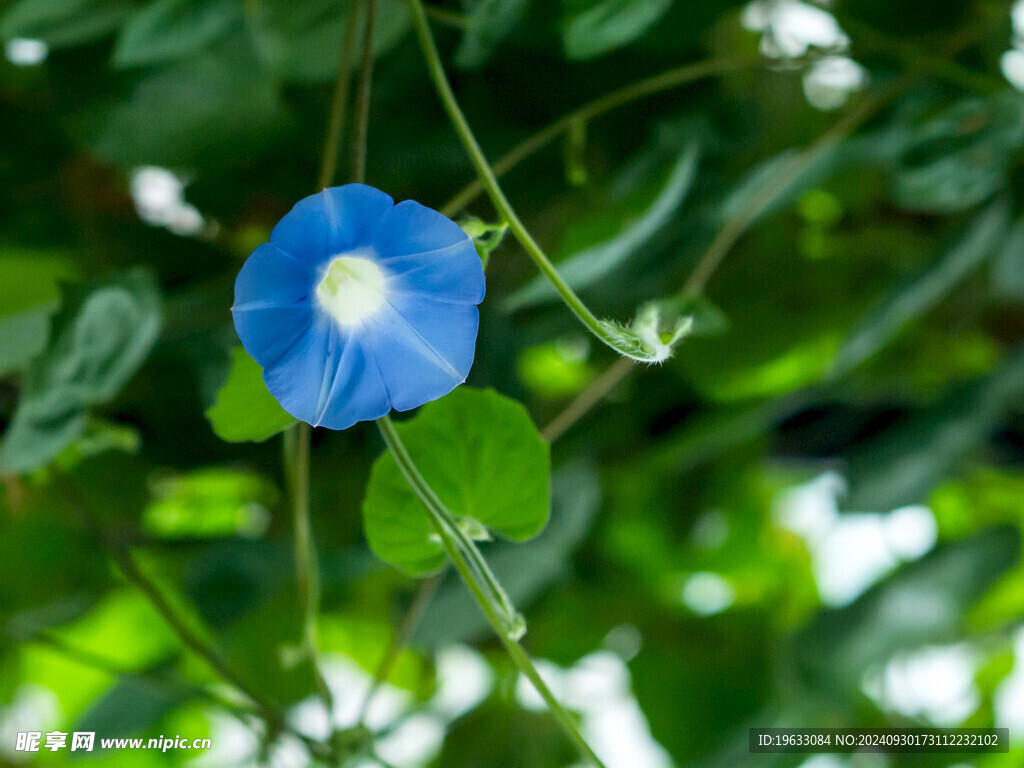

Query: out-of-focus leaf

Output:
[830, 202, 1007, 378]
[892, 94, 1024, 213]
[319, 615, 430, 694]
[0, 0, 131, 48]
[205, 346, 295, 443]
[507, 142, 699, 310]
[456, 0, 531, 69]
[245, 0, 409, 83]
[222, 592, 320, 705]
[0, 250, 76, 377]
[674, 295, 730, 337]
[142, 467, 277, 540]
[75, 666, 184, 738]
[794, 527, 1019, 699]
[990, 216, 1024, 299]
[0, 269, 162, 474]
[363, 388, 551, 576]
[717, 145, 838, 228]
[438, 693, 577, 768]
[0, 308, 52, 379]
[414, 462, 600, 646]
[931, 469, 1024, 630]
[54, 417, 139, 470]
[561, 0, 673, 60]
[112, 0, 241, 69]
[517, 339, 595, 399]
[844, 348, 1024, 511]
[0, 249, 75, 318]
[80, 39, 291, 168]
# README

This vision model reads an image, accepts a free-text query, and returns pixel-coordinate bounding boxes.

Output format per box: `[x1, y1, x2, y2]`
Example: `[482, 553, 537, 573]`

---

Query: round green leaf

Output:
[205, 346, 295, 443]
[362, 388, 551, 576]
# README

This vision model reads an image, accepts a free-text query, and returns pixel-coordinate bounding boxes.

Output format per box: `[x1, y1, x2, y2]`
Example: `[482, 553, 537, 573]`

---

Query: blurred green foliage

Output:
[2, 0, 1024, 766]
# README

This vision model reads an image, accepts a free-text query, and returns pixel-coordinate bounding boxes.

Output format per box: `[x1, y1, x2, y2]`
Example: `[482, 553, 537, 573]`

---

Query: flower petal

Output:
[270, 184, 395, 264]
[232, 242, 316, 367]
[383, 240, 485, 306]
[362, 297, 480, 412]
[372, 199, 470, 260]
[261, 317, 337, 425]
[316, 337, 392, 430]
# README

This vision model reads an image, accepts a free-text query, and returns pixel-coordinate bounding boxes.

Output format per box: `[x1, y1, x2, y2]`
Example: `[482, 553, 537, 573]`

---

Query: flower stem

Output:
[283, 422, 333, 713]
[440, 55, 748, 217]
[406, 0, 639, 361]
[318, 0, 363, 189]
[350, 0, 379, 186]
[375, 415, 607, 768]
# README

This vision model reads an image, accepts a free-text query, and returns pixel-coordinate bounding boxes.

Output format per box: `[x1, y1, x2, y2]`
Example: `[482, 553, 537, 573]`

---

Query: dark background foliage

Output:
[2, 0, 1024, 766]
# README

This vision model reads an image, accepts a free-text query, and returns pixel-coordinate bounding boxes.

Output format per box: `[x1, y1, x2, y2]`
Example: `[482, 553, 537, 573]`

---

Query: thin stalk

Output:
[441, 56, 748, 216]
[682, 24, 984, 298]
[59, 476, 282, 721]
[407, 0, 623, 355]
[376, 416, 521, 634]
[422, 3, 469, 29]
[681, 77, 909, 297]
[350, 0, 379, 186]
[541, 357, 634, 442]
[22, 626, 336, 760]
[283, 423, 332, 711]
[18, 626, 257, 720]
[541, 78, 908, 440]
[375, 416, 607, 768]
[319, 1, 364, 189]
[356, 573, 442, 725]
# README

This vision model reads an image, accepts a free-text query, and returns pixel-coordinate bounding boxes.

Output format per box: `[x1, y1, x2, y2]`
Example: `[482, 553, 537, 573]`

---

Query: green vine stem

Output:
[350, 0, 379, 185]
[318, 1, 363, 189]
[283, 423, 333, 712]
[406, 0, 681, 364]
[440, 55, 748, 217]
[375, 415, 607, 768]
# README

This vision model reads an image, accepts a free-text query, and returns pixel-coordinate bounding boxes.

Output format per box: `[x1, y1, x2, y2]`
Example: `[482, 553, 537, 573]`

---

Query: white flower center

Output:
[315, 253, 387, 326]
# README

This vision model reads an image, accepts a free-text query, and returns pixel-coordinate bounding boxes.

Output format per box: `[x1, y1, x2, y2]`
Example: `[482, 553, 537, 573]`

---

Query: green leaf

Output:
[0, 0, 132, 48]
[561, 0, 673, 60]
[830, 202, 1008, 378]
[245, 0, 410, 83]
[362, 388, 551, 576]
[0, 250, 77, 376]
[112, 0, 241, 69]
[0, 269, 162, 475]
[516, 340, 596, 399]
[507, 142, 700, 310]
[205, 346, 295, 443]
[0, 249, 76, 318]
[142, 467, 278, 539]
[844, 348, 1024, 511]
[456, 0, 530, 69]
[891, 94, 1024, 214]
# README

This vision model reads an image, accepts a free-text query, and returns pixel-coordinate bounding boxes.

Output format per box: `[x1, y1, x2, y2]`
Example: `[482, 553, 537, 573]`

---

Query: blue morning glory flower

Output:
[232, 184, 486, 430]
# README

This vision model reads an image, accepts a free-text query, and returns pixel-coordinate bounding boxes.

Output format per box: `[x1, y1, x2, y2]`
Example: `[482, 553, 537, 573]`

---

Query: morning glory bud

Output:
[232, 184, 486, 430]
